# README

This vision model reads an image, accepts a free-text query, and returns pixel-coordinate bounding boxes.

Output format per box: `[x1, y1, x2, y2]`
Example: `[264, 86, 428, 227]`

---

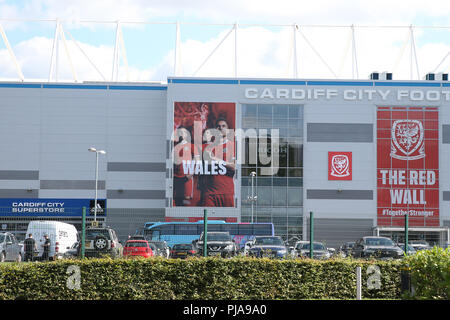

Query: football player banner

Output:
[328, 152, 352, 180]
[172, 102, 236, 207]
[377, 106, 439, 227]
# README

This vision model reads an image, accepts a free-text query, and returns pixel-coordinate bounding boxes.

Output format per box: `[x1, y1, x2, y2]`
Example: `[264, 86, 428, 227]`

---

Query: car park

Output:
[195, 232, 238, 258]
[123, 240, 154, 258]
[246, 236, 289, 259]
[296, 242, 331, 259]
[0, 232, 23, 262]
[352, 236, 404, 260]
[170, 243, 197, 259]
[84, 227, 123, 258]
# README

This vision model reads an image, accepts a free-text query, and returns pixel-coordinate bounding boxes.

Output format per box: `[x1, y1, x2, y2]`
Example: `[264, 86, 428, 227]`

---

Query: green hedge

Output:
[403, 247, 450, 300]
[0, 257, 406, 300]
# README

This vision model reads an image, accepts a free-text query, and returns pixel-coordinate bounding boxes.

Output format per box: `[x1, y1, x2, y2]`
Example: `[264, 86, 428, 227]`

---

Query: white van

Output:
[26, 221, 78, 260]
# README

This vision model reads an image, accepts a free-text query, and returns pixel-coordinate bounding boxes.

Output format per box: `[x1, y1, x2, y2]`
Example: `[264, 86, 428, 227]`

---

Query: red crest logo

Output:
[328, 152, 352, 180]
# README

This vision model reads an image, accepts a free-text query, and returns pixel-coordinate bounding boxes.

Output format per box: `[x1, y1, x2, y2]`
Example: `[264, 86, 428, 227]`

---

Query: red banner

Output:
[377, 106, 439, 227]
[173, 102, 236, 207]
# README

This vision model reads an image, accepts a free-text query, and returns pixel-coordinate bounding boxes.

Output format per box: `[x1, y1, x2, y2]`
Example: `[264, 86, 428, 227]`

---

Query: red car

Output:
[123, 240, 154, 258]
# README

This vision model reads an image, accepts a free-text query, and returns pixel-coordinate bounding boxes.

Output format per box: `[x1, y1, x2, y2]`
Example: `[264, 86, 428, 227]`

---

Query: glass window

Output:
[289, 105, 302, 118]
[273, 177, 287, 186]
[253, 224, 272, 235]
[207, 224, 223, 232]
[223, 224, 239, 235]
[258, 105, 273, 118]
[288, 188, 303, 206]
[288, 168, 303, 177]
[272, 118, 289, 129]
[125, 241, 148, 248]
[288, 144, 303, 167]
[159, 225, 175, 235]
[272, 187, 287, 206]
[257, 186, 272, 206]
[288, 178, 303, 187]
[175, 225, 198, 235]
[273, 105, 289, 118]
[242, 104, 257, 117]
[238, 224, 252, 235]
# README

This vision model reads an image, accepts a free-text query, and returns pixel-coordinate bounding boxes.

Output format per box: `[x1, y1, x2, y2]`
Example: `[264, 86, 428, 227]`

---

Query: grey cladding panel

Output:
[107, 190, 165, 199]
[0, 170, 39, 180]
[443, 125, 450, 144]
[40, 180, 105, 190]
[107, 162, 166, 172]
[307, 123, 373, 142]
[307, 189, 373, 200]
[443, 192, 450, 201]
[0, 189, 38, 198]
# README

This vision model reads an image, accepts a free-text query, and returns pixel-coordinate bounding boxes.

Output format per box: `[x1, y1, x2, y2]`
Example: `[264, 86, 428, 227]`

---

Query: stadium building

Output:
[1, 74, 450, 248]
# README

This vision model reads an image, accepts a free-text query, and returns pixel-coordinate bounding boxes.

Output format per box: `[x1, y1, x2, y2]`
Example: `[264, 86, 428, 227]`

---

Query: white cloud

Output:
[0, 1, 449, 82]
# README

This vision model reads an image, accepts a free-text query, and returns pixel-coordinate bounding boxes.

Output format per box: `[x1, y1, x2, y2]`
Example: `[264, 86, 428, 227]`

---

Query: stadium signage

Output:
[244, 88, 450, 101]
[376, 106, 439, 227]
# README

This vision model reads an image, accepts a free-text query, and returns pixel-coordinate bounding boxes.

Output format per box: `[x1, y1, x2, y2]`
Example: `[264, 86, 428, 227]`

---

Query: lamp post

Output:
[248, 171, 257, 223]
[88, 147, 106, 223]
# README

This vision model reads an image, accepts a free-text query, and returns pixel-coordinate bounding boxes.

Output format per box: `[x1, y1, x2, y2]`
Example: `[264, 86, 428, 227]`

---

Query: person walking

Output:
[23, 233, 37, 262]
[41, 234, 51, 261]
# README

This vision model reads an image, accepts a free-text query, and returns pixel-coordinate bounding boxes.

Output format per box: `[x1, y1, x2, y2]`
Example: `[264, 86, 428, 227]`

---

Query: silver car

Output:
[0, 232, 23, 262]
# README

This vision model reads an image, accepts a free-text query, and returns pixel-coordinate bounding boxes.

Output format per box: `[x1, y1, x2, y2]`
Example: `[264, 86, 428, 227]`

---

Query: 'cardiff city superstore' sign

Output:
[376, 107, 439, 227]
[0, 199, 107, 217]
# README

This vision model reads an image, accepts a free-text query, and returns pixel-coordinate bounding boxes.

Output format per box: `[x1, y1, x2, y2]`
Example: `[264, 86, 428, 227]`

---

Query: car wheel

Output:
[94, 235, 108, 251]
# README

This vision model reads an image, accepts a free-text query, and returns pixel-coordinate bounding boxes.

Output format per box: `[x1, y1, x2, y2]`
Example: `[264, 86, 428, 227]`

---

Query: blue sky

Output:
[0, 0, 449, 82]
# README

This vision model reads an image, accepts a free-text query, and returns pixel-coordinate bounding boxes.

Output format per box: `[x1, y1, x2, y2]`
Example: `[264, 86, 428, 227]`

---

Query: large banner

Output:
[172, 102, 236, 207]
[377, 106, 439, 227]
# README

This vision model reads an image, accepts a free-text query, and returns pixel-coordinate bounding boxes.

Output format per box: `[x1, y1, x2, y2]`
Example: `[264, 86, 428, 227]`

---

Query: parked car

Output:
[292, 241, 309, 258]
[338, 241, 356, 257]
[296, 242, 331, 259]
[83, 227, 123, 258]
[0, 232, 23, 262]
[246, 236, 289, 259]
[63, 242, 80, 259]
[397, 243, 417, 256]
[195, 232, 238, 258]
[352, 236, 404, 260]
[170, 243, 197, 259]
[408, 240, 432, 251]
[123, 240, 154, 258]
[26, 221, 78, 261]
[148, 241, 170, 258]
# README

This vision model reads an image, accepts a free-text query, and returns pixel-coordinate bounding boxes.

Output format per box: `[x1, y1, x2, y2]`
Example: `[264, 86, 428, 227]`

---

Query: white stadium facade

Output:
[1, 75, 450, 248]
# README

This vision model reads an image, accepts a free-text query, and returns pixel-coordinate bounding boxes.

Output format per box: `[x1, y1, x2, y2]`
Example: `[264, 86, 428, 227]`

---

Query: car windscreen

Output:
[254, 237, 284, 246]
[365, 238, 395, 246]
[125, 242, 148, 248]
[301, 243, 326, 250]
[173, 244, 192, 250]
[86, 229, 109, 240]
[202, 234, 231, 242]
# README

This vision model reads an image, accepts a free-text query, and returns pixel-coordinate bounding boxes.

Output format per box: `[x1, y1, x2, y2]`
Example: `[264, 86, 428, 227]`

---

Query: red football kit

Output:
[173, 140, 201, 206]
[202, 139, 235, 207]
